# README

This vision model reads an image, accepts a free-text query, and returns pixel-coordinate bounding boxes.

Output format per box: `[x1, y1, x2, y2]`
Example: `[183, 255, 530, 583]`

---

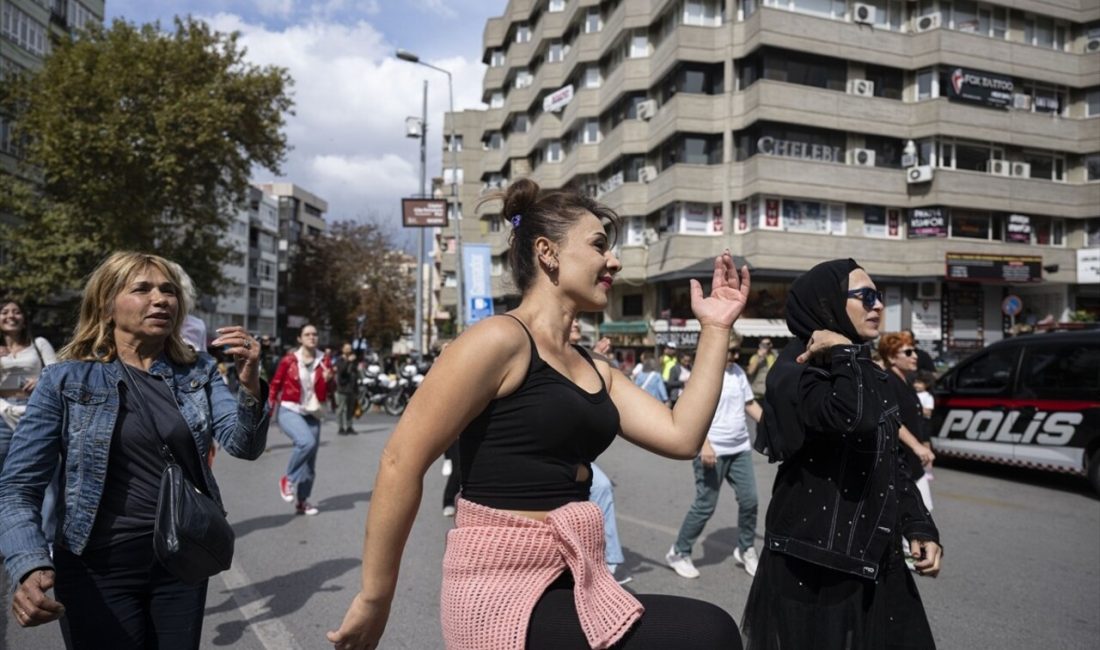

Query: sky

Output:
[105, 0, 497, 236]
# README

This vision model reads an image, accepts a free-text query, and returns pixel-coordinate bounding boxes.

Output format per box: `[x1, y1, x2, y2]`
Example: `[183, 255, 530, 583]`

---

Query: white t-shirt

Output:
[706, 364, 754, 456]
[917, 390, 934, 412]
[0, 337, 58, 391]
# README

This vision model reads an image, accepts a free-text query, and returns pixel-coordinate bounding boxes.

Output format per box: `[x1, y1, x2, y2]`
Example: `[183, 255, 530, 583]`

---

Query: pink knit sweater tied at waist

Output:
[441, 498, 644, 650]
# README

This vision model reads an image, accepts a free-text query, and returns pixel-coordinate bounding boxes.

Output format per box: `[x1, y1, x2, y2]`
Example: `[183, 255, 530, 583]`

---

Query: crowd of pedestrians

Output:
[0, 183, 944, 650]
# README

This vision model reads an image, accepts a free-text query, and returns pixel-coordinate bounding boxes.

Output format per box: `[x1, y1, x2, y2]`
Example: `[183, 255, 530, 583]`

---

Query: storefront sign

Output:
[946, 67, 1014, 109]
[909, 208, 947, 238]
[653, 319, 700, 348]
[911, 300, 942, 341]
[1006, 214, 1032, 243]
[401, 198, 448, 227]
[945, 253, 1042, 284]
[757, 136, 842, 163]
[542, 84, 574, 113]
[1078, 248, 1100, 284]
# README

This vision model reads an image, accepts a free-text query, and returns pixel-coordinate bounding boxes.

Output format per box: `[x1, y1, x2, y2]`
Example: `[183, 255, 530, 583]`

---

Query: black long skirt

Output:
[741, 543, 935, 650]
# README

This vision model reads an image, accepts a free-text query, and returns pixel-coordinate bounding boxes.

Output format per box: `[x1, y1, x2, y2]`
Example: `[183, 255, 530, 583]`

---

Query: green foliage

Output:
[292, 221, 414, 348]
[0, 17, 292, 307]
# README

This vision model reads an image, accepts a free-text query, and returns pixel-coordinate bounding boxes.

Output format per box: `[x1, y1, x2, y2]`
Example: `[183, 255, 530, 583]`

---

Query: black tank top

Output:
[459, 314, 621, 510]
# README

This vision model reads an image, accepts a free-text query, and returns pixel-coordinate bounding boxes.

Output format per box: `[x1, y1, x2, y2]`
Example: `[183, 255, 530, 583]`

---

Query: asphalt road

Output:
[3, 411, 1098, 649]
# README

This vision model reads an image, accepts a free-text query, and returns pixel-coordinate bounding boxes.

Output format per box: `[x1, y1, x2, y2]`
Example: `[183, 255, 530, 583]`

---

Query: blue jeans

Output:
[673, 450, 758, 555]
[589, 463, 623, 566]
[279, 407, 321, 501]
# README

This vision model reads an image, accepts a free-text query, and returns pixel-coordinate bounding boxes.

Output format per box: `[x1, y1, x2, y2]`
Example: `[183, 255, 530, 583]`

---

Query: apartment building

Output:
[257, 182, 328, 344]
[444, 0, 1100, 358]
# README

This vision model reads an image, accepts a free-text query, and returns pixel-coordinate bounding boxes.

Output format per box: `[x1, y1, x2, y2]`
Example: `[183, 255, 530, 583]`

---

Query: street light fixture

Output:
[396, 49, 464, 334]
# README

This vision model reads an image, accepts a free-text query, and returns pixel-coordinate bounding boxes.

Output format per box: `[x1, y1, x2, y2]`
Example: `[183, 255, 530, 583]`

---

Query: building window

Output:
[547, 40, 566, 63]
[489, 91, 505, 109]
[628, 31, 650, 58]
[482, 131, 502, 150]
[660, 62, 724, 101]
[858, 0, 905, 30]
[916, 67, 938, 100]
[684, 0, 723, 26]
[514, 69, 533, 89]
[1024, 14, 1066, 50]
[489, 49, 505, 67]
[585, 8, 602, 33]
[1022, 152, 1065, 181]
[863, 206, 903, 238]
[1033, 218, 1065, 246]
[1, 3, 48, 56]
[508, 114, 529, 134]
[446, 135, 464, 152]
[769, 0, 845, 20]
[582, 64, 602, 89]
[1085, 89, 1100, 117]
[1086, 154, 1100, 182]
[950, 210, 992, 240]
[548, 0, 565, 12]
[581, 119, 600, 145]
[864, 65, 904, 100]
[738, 48, 846, 93]
[544, 140, 562, 163]
[663, 134, 724, 166]
[622, 294, 644, 317]
[515, 23, 531, 43]
[742, 0, 759, 18]
[782, 200, 846, 235]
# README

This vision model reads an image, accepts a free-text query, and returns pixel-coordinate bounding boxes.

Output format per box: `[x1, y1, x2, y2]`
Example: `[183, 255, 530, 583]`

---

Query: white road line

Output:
[218, 562, 304, 650]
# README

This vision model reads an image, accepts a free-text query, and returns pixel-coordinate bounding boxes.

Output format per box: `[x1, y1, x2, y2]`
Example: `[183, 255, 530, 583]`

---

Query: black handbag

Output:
[119, 361, 235, 584]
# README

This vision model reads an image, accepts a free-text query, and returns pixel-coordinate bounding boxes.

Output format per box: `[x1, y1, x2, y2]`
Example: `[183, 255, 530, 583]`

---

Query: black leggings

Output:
[526, 576, 741, 649]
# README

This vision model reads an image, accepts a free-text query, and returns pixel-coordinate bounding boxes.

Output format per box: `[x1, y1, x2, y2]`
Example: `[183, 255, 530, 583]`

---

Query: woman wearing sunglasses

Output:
[879, 332, 935, 514]
[744, 259, 941, 649]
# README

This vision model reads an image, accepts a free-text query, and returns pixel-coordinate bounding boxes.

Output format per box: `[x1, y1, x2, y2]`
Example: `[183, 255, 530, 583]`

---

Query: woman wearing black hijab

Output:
[743, 259, 941, 649]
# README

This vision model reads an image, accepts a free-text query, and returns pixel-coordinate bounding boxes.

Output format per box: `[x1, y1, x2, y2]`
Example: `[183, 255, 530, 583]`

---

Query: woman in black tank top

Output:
[330, 179, 752, 650]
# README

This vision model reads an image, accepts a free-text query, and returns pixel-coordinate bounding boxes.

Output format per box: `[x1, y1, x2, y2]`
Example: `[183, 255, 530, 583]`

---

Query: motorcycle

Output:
[358, 360, 398, 412]
[383, 358, 431, 417]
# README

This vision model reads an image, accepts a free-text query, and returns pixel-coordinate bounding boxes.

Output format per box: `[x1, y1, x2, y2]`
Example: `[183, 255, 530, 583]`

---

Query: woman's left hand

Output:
[211, 326, 261, 399]
[690, 250, 750, 330]
[21, 378, 37, 394]
[909, 539, 943, 577]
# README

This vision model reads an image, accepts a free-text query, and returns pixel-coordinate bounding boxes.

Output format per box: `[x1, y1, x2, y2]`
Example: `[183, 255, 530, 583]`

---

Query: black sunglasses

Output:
[847, 287, 884, 310]
[901, 348, 917, 357]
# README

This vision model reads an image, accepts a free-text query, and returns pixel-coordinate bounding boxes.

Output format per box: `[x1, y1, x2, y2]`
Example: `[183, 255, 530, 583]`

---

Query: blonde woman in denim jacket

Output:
[0, 252, 270, 650]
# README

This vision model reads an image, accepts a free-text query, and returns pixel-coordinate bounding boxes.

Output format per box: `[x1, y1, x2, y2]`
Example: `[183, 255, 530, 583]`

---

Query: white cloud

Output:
[409, 0, 458, 20]
[251, 0, 294, 19]
[201, 12, 486, 227]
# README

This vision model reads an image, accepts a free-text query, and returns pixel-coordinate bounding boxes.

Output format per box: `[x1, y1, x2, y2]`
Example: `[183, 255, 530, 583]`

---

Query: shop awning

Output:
[734, 318, 793, 338]
[599, 320, 650, 334]
[647, 256, 750, 283]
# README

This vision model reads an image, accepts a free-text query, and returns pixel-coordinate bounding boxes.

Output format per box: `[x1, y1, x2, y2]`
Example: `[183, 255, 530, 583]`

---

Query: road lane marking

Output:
[219, 562, 304, 650]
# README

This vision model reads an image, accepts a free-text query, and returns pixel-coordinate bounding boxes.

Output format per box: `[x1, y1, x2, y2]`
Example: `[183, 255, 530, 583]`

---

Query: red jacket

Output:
[269, 351, 330, 408]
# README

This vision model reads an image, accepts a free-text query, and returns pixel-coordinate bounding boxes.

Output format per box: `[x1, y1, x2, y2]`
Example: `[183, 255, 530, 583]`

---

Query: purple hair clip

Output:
[510, 214, 522, 228]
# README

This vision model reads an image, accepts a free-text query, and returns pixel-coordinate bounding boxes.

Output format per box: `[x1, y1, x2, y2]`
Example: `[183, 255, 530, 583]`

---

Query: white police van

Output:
[930, 330, 1100, 493]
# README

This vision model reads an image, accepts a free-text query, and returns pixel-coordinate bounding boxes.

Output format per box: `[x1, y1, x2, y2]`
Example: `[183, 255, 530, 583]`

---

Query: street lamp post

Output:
[396, 48, 464, 334]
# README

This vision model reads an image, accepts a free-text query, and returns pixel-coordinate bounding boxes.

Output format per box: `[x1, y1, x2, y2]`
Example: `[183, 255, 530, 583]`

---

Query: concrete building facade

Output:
[444, 0, 1100, 359]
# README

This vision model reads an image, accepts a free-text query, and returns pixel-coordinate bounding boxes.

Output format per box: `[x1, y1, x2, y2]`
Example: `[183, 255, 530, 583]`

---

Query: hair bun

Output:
[502, 178, 540, 220]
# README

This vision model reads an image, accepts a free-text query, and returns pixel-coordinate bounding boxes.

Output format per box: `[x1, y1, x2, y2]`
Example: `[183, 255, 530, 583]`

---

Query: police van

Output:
[930, 330, 1100, 493]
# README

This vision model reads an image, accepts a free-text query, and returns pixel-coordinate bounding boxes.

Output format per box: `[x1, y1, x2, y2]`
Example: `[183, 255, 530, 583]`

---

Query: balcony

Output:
[736, 8, 1096, 87]
[482, 66, 507, 95]
[648, 93, 726, 144]
[559, 141, 602, 180]
[559, 86, 601, 133]
[483, 17, 507, 51]
[644, 164, 726, 208]
[649, 25, 725, 85]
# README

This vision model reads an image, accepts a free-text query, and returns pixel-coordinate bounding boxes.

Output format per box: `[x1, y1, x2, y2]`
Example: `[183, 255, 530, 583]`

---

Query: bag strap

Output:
[32, 339, 46, 370]
[116, 360, 211, 496]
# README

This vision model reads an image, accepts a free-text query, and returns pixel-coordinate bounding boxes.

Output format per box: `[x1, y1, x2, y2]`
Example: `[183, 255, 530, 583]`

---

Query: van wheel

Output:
[1090, 449, 1100, 496]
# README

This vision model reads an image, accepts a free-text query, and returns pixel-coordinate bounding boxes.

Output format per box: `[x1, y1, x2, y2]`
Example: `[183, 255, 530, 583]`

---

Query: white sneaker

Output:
[442, 459, 453, 476]
[665, 546, 700, 579]
[734, 546, 759, 577]
[442, 505, 456, 517]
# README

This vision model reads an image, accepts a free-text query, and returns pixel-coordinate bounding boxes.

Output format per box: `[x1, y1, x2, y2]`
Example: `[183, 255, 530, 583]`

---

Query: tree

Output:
[292, 221, 415, 349]
[0, 18, 292, 307]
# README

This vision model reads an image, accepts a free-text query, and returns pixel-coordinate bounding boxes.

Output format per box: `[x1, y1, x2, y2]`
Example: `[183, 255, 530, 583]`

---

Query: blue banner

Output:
[462, 243, 494, 326]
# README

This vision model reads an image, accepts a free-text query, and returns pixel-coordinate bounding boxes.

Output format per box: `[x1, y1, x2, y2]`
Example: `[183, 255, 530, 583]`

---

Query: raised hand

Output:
[327, 593, 391, 650]
[211, 326, 261, 399]
[689, 250, 750, 330]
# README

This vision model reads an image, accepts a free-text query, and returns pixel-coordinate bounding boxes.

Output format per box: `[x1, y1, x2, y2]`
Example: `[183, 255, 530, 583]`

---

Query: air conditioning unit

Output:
[853, 3, 876, 24]
[989, 159, 1011, 176]
[907, 165, 934, 184]
[1011, 162, 1031, 178]
[917, 281, 941, 300]
[638, 165, 658, 183]
[847, 148, 876, 167]
[636, 99, 658, 121]
[1013, 94, 1033, 110]
[643, 227, 660, 244]
[846, 79, 875, 97]
[915, 13, 941, 32]
[1087, 38, 1100, 53]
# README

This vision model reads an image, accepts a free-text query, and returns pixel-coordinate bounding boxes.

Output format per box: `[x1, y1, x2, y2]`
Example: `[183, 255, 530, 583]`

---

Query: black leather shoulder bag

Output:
[118, 361, 235, 584]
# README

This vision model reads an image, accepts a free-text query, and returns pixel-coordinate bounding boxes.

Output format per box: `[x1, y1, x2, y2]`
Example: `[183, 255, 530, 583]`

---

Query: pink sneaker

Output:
[279, 475, 295, 503]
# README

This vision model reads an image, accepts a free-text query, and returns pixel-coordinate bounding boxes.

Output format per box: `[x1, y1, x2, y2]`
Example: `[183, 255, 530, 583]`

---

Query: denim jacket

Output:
[0, 354, 270, 585]
[763, 345, 939, 581]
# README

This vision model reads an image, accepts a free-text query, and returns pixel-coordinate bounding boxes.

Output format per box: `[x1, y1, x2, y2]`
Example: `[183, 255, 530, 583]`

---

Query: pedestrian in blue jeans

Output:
[0, 252, 269, 650]
[269, 324, 333, 516]
[666, 344, 762, 579]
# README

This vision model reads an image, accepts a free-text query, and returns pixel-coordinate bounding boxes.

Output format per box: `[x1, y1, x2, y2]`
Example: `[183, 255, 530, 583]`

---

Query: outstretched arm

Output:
[612, 252, 750, 458]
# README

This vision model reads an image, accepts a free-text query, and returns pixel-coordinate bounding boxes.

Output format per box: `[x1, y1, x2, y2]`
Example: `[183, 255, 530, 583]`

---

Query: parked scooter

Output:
[359, 356, 398, 411]
[383, 357, 431, 416]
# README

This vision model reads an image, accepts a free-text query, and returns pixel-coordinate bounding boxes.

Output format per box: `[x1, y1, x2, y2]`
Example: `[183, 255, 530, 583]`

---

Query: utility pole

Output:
[408, 80, 428, 355]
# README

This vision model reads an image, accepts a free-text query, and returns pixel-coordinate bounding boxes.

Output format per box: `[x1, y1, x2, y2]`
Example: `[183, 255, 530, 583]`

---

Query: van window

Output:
[1018, 344, 1100, 399]
[954, 347, 1019, 392]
